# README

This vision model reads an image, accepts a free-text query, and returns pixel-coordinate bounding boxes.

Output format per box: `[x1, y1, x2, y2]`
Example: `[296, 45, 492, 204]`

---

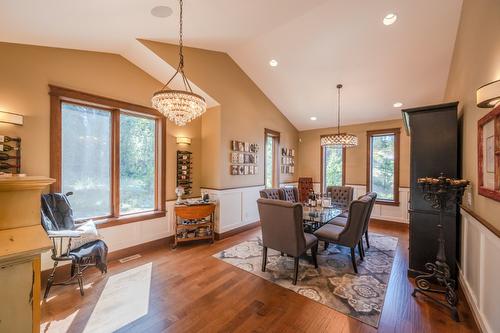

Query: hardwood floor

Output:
[40, 220, 479, 333]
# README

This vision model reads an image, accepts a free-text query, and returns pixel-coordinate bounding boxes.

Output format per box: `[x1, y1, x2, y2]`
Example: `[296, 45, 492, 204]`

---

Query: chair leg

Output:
[350, 247, 358, 274]
[44, 261, 58, 300]
[324, 241, 329, 251]
[360, 240, 365, 257]
[358, 241, 364, 260]
[293, 257, 300, 285]
[365, 231, 370, 248]
[76, 263, 84, 296]
[280, 252, 285, 256]
[311, 244, 318, 268]
[261, 246, 268, 272]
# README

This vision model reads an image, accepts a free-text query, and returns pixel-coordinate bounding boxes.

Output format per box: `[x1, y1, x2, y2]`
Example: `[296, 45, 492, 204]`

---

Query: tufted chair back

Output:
[260, 188, 282, 200]
[280, 187, 299, 203]
[327, 186, 354, 210]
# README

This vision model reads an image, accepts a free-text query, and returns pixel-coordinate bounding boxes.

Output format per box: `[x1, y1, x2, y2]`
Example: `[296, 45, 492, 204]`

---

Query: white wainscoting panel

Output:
[202, 185, 264, 234]
[41, 200, 179, 271]
[347, 185, 409, 224]
[459, 208, 500, 333]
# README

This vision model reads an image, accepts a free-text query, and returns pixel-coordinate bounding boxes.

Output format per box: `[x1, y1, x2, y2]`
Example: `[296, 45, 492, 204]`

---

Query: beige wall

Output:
[444, 0, 500, 229]
[298, 119, 410, 188]
[0, 42, 202, 200]
[140, 40, 300, 189]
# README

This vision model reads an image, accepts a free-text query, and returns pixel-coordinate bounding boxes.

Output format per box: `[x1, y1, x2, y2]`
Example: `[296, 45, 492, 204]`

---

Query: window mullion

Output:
[112, 109, 121, 218]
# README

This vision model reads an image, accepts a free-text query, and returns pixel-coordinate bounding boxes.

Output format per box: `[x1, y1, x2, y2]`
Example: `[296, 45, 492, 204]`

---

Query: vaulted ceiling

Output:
[0, 0, 463, 130]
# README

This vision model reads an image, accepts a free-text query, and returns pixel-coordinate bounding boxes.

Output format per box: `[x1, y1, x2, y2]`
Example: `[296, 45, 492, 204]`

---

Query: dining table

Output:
[302, 205, 344, 233]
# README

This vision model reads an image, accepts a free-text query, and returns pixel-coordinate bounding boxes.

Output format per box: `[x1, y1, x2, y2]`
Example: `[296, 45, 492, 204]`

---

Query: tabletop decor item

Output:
[175, 186, 185, 204]
[412, 173, 469, 321]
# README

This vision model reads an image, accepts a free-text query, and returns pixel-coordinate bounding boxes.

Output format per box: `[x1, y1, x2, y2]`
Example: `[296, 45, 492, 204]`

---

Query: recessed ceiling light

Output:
[383, 13, 397, 26]
[393, 102, 403, 108]
[269, 59, 278, 67]
[310, 116, 317, 121]
[151, 5, 173, 18]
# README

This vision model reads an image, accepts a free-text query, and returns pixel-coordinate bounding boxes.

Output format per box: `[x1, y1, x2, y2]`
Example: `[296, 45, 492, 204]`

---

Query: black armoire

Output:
[402, 102, 459, 279]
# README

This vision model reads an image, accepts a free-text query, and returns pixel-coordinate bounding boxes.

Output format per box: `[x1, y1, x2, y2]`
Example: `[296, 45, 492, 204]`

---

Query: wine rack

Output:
[0, 135, 21, 174]
[177, 150, 192, 195]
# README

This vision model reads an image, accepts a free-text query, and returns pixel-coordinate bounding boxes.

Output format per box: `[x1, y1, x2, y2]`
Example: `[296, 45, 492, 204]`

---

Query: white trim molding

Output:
[347, 184, 409, 224]
[459, 208, 500, 333]
[201, 185, 264, 234]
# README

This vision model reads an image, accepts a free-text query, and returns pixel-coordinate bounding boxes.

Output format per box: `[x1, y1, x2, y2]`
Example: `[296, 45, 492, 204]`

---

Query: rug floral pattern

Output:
[213, 233, 398, 328]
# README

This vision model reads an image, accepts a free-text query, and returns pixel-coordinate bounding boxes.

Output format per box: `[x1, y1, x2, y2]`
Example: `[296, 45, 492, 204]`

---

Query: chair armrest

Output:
[47, 230, 81, 238]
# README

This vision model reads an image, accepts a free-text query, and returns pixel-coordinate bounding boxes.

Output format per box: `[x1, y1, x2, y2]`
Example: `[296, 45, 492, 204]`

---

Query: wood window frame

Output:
[366, 128, 400, 206]
[49, 85, 166, 228]
[477, 104, 500, 201]
[264, 128, 280, 188]
[320, 134, 346, 193]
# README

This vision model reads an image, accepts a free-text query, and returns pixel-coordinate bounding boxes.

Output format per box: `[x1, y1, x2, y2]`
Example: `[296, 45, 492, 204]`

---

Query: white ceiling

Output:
[0, 0, 462, 130]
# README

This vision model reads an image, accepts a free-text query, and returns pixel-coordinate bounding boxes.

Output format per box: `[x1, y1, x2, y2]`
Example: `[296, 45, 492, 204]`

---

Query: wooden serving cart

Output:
[172, 203, 216, 248]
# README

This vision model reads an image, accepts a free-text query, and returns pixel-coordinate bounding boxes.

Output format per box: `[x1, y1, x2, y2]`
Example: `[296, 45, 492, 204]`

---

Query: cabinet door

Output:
[0, 260, 33, 333]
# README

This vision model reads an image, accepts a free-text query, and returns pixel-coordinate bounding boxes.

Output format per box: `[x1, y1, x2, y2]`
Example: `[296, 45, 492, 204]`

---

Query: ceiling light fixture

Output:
[383, 13, 397, 26]
[151, 5, 173, 18]
[321, 84, 358, 148]
[393, 102, 403, 108]
[269, 59, 278, 67]
[310, 116, 317, 121]
[152, 0, 206, 126]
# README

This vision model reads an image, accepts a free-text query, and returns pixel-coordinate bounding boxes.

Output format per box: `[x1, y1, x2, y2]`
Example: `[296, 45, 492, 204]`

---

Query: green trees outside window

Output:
[370, 134, 396, 201]
[323, 146, 343, 188]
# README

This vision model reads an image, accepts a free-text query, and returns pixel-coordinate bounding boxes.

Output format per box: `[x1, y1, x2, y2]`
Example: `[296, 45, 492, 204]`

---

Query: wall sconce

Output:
[477, 79, 500, 108]
[0, 111, 24, 125]
[176, 137, 191, 145]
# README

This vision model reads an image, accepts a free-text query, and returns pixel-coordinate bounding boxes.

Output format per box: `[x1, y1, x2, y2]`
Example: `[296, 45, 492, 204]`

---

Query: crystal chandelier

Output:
[320, 84, 358, 147]
[152, 0, 206, 126]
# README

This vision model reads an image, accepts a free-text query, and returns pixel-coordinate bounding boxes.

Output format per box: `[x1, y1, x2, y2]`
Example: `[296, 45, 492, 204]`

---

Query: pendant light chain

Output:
[179, 0, 184, 69]
[337, 84, 341, 135]
[151, 0, 207, 126]
[320, 83, 358, 147]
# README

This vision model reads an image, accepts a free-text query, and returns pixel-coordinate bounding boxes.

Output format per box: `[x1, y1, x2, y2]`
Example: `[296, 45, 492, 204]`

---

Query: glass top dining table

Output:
[302, 205, 345, 233]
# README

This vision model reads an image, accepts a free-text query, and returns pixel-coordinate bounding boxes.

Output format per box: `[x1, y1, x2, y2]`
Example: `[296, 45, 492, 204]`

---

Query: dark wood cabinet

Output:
[402, 102, 459, 278]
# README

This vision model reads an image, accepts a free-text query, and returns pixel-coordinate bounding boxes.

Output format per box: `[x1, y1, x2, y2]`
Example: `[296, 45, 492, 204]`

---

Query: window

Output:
[264, 129, 280, 188]
[321, 143, 345, 192]
[51, 86, 166, 225]
[367, 128, 400, 205]
[61, 103, 112, 219]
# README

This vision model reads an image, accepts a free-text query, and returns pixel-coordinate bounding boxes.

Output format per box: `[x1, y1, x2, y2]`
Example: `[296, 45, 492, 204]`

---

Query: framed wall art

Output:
[229, 140, 259, 176]
[478, 104, 500, 201]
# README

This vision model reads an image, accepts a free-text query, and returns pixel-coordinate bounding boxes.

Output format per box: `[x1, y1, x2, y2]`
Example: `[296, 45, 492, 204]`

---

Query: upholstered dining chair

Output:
[257, 198, 318, 285]
[330, 192, 377, 253]
[259, 188, 282, 200]
[313, 195, 371, 273]
[280, 187, 299, 203]
[326, 186, 354, 211]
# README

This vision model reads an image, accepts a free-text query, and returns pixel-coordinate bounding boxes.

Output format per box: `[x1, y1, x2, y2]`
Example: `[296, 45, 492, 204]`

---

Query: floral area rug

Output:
[213, 233, 398, 328]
